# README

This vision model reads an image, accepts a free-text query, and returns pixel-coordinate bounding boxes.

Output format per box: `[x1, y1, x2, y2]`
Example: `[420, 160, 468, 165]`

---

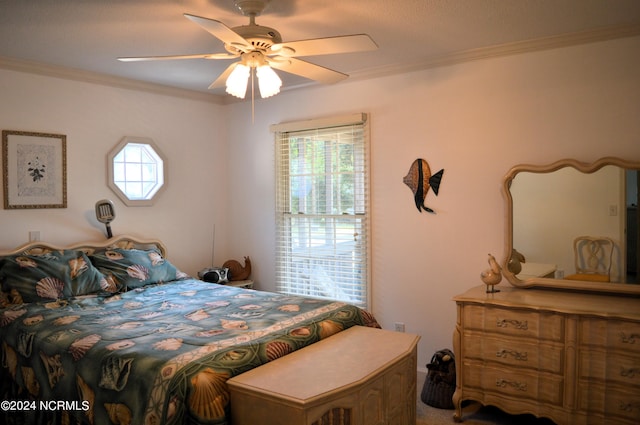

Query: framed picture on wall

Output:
[2, 130, 67, 209]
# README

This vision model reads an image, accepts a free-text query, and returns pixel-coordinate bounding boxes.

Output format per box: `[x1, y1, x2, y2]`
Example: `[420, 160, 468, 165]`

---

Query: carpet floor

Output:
[417, 399, 557, 425]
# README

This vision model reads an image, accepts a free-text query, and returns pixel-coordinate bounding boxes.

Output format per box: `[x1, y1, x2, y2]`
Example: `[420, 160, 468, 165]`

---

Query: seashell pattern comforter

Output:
[0, 279, 379, 425]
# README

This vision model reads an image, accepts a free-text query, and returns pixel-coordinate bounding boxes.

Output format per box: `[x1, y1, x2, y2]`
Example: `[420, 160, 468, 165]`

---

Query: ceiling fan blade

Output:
[184, 13, 252, 52]
[208, 62, 239, 89]
[271, 34, 377, 57]
[269, 57, 347, 84]
[118, 53, 236, 62]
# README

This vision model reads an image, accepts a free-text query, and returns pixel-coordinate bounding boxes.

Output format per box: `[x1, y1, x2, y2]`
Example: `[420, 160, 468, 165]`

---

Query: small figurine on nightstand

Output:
[223, 256, 251, 281]
[199, 257, 254, 289]
[481, 253, 502, 293]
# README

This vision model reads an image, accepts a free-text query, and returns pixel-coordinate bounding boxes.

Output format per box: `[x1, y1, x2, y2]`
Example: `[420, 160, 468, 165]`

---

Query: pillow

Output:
[89, 248, 185, 290]
[0, 250, 110, 303]
[0, 289, 12, 308]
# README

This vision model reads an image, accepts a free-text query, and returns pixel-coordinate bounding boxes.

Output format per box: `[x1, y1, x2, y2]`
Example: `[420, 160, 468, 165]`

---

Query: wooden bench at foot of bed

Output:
[228, 325, 420, 425]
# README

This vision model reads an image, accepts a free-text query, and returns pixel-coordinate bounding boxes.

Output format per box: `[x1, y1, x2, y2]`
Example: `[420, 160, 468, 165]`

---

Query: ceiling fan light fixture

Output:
[226, 63, 250, 98]
[119, 9, 378, 98]
[257, 65, 282, 98]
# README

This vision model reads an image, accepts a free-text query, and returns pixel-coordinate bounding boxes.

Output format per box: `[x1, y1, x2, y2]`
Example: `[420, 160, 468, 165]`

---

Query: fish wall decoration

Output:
[403, 158, 444, 213]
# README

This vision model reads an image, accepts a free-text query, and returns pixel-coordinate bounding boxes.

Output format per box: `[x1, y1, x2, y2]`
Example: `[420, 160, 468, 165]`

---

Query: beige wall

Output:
[1, 35, 639, 371]
[0, 68, 229, 275]
[223, 35, 640, 371]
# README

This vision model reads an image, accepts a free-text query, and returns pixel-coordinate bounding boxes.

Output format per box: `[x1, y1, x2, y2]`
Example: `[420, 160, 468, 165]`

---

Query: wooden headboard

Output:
[0, 235, 168, 257]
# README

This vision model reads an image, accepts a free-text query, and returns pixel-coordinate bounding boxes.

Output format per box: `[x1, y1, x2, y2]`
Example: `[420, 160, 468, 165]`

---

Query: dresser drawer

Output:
[580, 318, 640, 354]
[577, 380, 640, 424]
[463, 305, 564, 342]
[454, 286, 640, 425]
[462, 360, 564, 406]
[578, 349, 640, 388]
[464, 332, 564, 374]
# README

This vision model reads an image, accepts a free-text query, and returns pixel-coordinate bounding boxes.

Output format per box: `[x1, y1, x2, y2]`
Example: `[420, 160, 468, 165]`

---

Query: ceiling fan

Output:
[118, 0, 378, 99]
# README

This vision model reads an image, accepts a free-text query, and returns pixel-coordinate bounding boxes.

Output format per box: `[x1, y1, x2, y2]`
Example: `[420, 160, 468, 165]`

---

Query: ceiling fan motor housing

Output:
[117, 0, 376, 91]
[226, 24, 282, 53]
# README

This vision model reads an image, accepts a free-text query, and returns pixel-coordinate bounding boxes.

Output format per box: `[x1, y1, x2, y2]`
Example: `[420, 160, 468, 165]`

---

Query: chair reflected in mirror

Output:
[565, 236, 614, 282]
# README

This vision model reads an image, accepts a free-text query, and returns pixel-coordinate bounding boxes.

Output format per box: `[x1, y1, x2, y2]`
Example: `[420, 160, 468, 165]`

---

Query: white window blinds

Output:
[273, 114, 371, 308]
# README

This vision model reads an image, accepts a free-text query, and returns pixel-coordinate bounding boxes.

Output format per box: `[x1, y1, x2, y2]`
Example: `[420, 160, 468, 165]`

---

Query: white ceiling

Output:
[1, 0, 639, 100]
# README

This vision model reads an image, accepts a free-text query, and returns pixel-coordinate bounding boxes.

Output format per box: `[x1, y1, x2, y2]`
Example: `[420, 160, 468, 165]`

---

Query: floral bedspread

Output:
[0, 279, 378, 425]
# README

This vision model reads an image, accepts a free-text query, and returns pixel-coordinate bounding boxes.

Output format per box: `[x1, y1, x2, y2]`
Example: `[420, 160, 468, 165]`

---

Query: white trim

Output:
[2, 23, 638, 101]
[107, 136, 168, 207]
[344, 23, 640, 84]
[270, 113, 367, 133]
[0, 56, 223, 104]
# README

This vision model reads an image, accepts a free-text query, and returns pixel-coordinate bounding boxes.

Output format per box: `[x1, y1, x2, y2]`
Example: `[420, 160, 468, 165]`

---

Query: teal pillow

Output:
[89, 248, 184, 290]
[0, 250, 110, 303]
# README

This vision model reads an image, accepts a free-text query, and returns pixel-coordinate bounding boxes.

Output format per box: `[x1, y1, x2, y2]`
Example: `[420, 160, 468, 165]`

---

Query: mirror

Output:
[503, 157, 640, 295]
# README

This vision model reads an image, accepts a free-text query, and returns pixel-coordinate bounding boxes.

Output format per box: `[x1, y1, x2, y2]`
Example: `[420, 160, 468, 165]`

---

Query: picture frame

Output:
[2, 130, 67, 209]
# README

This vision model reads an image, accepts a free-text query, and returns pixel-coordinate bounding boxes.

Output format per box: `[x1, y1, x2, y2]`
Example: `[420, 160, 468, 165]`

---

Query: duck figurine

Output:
[481, 253, 502, 293]
[507, 248, 526, 275]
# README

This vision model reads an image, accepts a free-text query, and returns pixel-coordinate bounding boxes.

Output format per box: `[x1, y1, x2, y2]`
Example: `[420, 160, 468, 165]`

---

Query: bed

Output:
[0, 235, 379, 425]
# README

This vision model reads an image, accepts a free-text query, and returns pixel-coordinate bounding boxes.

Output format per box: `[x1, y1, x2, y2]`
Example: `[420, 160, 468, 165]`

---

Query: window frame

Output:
[107, 136, 167, 207]
[272, 113, 371, 309]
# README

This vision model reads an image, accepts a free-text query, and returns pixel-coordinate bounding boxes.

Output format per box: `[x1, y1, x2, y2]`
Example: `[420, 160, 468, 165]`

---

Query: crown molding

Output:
[346, 23, 640, 83]
[1, 23, 639, 101]
[0, 56, 224, 104]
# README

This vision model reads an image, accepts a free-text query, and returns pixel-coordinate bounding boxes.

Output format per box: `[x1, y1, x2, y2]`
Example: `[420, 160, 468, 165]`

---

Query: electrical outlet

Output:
[394, 322, 405, 332]
[29, 231, 40, 242]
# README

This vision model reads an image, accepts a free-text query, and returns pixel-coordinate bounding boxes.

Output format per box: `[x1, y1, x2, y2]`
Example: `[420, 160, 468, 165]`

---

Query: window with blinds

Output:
[273, 114, 370, 309]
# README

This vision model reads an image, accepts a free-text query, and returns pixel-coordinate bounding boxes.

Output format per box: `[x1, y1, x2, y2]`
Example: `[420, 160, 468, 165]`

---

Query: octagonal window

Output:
[108, 137, 166, 206]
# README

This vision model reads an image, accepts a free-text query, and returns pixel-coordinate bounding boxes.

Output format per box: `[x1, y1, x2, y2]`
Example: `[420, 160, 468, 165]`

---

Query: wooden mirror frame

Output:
[502, 156, 640, 295]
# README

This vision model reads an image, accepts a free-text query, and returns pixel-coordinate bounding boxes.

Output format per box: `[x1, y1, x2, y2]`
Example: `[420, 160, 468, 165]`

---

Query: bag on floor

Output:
[420, 348, 456, 409]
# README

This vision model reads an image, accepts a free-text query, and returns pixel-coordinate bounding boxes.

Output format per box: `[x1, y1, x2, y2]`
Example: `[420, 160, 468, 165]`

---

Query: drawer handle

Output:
[620, 332, 640, 344]
[495, 378, 527, 392]
[496, 319, 528, 330]
[496, 349, 528, 361]
[621, 367, 640, 379]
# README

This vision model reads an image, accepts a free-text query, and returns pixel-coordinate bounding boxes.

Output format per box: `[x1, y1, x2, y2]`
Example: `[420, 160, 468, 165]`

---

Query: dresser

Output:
[452, 285, 640, 425]
[228, 326, 419, 425]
